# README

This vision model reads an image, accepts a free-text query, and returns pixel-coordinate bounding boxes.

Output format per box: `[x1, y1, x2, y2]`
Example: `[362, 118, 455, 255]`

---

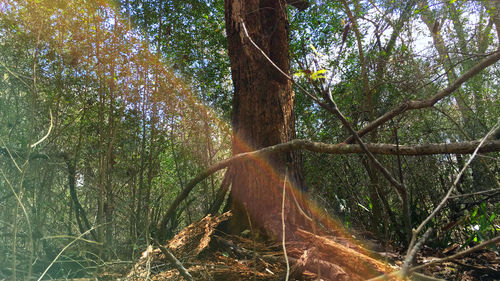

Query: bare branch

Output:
[282, 168, 290, 281]
[368, 235, 500, 281]
[157, 138, 500, 232]
[31, 109, 53, 148]
[153, 240, 193, 281]
[344, 50, 500, 144]
[401, 228, 434, 278]
[410, 235, 500, 272]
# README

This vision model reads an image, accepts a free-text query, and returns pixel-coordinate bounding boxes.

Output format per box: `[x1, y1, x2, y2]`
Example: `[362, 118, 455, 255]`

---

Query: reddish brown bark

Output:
[225, 0, 307, 238]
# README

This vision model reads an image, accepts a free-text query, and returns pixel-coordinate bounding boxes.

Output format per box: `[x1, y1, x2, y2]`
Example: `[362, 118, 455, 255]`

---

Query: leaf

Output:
[489, 213, 496, 222]
[471, 207, 478, 218]
[310, 69, 327, 80]
[309, 44, 323, 57]
[293, 71, 306, 77]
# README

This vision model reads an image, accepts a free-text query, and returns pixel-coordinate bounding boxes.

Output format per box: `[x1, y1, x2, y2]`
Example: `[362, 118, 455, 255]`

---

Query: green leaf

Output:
[293, 71, 306, 77]
[311, 69, 327, 80]
[471, 207, 478, 218]
[309, 44, 323, 57]
[489, 213, 496, 222]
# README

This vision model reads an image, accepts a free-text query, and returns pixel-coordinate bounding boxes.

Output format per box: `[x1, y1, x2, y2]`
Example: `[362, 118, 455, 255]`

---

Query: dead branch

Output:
[281, 169, 290, 281]
[401, 228, 434, 278]
[157, 138, 500, 235]
[153, 239, 194, 281]
[368, 235, 500, 281]
[296, 229, 387, 278]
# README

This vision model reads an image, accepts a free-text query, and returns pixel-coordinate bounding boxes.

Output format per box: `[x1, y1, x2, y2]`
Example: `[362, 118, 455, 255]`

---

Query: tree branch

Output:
[153, 239, 193, 281]
[368, 235, 500, 281]
[344, 50, 500, 144]
[157, 138, 500, 234]
[286, 0, 310, 11]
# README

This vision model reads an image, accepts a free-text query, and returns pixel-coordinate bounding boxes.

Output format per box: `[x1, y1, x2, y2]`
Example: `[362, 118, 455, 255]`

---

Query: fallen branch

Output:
[157, 138, 500, 235]
[296, 228, 387, 278]
[368, 235, 500, 281]
[153, 239, 194, 281]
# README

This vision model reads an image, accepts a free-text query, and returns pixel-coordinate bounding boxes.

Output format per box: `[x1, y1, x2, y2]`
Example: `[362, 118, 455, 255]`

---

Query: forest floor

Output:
[103, 212, 499, 281]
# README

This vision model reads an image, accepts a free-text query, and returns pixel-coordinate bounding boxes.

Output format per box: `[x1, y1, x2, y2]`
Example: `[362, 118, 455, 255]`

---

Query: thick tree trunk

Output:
[225, 0, 307, 238]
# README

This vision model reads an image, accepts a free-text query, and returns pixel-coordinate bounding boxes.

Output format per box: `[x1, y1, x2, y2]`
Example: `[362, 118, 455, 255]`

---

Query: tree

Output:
[224, 0, 308, 238]
[2, 0, 500, 279]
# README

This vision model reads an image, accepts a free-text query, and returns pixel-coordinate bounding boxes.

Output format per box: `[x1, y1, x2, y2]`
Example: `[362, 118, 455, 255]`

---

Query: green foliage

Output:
[464, 203, 499, 247]
[119, 0, 232, 118]
[0, 0, 230, 278]
[0, 0, 499, 279]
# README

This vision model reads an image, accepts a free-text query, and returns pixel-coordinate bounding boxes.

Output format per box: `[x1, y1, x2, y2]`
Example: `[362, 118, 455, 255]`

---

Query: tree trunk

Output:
[225, 0, 307, 239]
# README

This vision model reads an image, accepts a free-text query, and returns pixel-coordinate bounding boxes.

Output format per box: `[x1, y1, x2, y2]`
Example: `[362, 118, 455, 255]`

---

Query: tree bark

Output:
[225, 0, 307, 238]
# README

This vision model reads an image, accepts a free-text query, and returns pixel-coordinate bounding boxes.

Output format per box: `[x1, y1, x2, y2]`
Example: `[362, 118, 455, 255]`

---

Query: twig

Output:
[243, 204, 257, 281]
[413, 229, 500, 271]
[41, 235, 100, 245]
[31, 109, 53, 148]
[239, 21, 322, 105]
[289, 185, 313, 222]
[0, 61, 32, 89]
[368, 235, 500, 281]
[0, 138, 22, 172]
[153, 239, 194, 281]
[282, 168, 290, 281]
[449, 188, 500, 199]
[37, 227, 99, 281]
